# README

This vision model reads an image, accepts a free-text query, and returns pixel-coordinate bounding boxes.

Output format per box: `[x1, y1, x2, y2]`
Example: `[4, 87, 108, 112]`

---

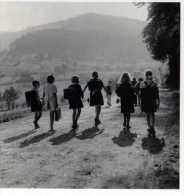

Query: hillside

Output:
[0, 13, 159, 86]
[0, 31, 21, 51]
[5, 14, 149, 62]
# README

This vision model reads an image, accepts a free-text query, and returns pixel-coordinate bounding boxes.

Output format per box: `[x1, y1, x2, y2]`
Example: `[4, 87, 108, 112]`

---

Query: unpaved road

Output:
[0, 89, 179, 188]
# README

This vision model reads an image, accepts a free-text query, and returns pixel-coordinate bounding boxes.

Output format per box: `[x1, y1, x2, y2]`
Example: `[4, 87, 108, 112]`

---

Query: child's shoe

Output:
[123, 122, 126, 127]
[72, 121, 79, 130]
[34, 121, 40, 129]
[148, 127, 155, 137]
[95, 118, 101, 127]
[127, 124, 131, 129]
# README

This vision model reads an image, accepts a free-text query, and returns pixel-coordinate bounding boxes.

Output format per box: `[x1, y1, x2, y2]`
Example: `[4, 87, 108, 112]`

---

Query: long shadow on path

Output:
[49, 127, 104, 145]
[76, 127, 104, 140]
[112, 128, 137, 147]
[4, 129, 36, 143]
[20, 131, 55, 148]
[141, 134, 165, 154]
[49, 129, 76, 145]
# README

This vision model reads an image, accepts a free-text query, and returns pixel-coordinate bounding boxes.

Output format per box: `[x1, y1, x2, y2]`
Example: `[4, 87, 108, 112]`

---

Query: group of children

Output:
[26, 70, 160, 137]
[27, 75, 58, 132]
[116, 70, 160, 137]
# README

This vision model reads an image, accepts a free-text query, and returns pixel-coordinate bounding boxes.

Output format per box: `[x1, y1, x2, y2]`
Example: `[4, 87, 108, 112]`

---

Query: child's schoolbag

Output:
[63, 88, 73, 99]
[25, 90, 32, 107]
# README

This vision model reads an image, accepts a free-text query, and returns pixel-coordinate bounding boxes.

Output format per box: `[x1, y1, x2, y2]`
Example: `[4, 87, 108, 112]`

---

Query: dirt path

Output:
[0, 89, 179, 188]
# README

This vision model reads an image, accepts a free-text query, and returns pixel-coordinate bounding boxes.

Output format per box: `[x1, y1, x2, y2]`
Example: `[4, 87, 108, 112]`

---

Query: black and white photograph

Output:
[0, 0, 181, 190]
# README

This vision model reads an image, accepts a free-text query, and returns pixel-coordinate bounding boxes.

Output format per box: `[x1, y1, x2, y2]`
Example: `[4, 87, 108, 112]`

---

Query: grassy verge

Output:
[155, 90, 179, 189]
[0, 108, 30, 124]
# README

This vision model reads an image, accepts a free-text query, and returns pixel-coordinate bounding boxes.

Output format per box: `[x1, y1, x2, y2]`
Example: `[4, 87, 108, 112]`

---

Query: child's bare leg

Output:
[138, 95, 141, 105]
[123, 114, 126, 127]
[150, 112, 155, 129]
[76, 108, 81, 124]
[95, 106, 101, 120]
[146, 113, 151, 129]
[34, 111, 42, 129]
[72, 109, 77, 127]
[127, 113, 131, 128]
[33, 112, 38, 129]
[149, 112, 156, 136]
[95, 105, 101, 126]
[37, 111, 42, 121]
[37, 111, 42, 126]
[50, 111, 55, 131]
[107, 95, 111, 106]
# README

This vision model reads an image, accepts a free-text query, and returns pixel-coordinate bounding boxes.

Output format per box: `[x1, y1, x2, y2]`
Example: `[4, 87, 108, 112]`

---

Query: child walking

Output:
[106, 80, 113, 107]
[30, 80, 42, 129]
[83, 72, 106, 127]
[136, 77, 143, 106]
[43, 75, 58, 132]
[116, 73, 135, 129]
[67, 76, 83, 129]
[140, 70, 160, 137]
[131, 77, 138, 106]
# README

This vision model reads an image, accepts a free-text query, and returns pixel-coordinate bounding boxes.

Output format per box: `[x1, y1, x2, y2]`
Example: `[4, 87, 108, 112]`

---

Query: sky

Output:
[0, 1, 148, 32]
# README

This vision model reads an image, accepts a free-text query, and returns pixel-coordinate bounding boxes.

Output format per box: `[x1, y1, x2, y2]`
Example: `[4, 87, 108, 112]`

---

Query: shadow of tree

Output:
[76, 127, 104, 140]
[112, 128, 137, 147]
[49, 129, 76, 145]
[4, 129, 36, 143]
[20, 131, 55, 148]
[141, 135, 165, 154]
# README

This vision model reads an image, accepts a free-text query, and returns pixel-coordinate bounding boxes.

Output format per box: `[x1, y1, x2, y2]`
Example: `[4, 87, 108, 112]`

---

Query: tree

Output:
[142, 3, 180, 88]
[3, 87, 19, 110]
[0, 92, 2, 101]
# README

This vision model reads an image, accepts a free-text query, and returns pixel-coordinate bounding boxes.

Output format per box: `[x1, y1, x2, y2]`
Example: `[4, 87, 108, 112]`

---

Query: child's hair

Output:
[121, 72, 131, 84]
[145, 69, 153, 77]
[32, 80, 40, 87]
[47, 75, 55, 83]
[92, 71, 98, 79]
[71, 76, 79, 83]
[138, 77, 143, 82]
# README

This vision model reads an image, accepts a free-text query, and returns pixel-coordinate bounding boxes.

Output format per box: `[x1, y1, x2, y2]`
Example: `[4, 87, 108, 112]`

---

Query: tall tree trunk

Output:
[167, 54, 180, 89]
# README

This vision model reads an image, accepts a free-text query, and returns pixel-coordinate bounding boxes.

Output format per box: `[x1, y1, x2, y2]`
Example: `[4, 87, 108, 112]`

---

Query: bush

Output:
[3, 87, 19, 110]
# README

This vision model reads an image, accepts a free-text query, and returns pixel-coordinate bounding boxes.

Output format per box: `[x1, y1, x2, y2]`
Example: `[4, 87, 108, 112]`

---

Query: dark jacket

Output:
[116, 82, 135, 113]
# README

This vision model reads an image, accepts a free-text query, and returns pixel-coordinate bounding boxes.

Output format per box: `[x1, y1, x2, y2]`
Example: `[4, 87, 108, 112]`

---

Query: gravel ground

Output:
[0, 89, 179, 188]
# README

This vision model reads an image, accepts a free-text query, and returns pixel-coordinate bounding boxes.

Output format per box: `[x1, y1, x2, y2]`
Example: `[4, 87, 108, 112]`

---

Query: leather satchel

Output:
[55, 107, 61, 121]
